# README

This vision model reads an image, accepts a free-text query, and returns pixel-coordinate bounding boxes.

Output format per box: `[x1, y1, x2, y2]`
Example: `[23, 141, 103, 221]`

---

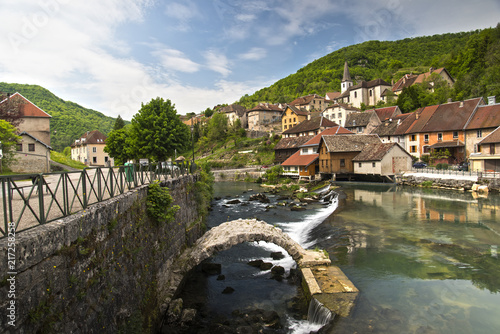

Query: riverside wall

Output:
[0, 175, 204, 333]
[398, 173, 500, 193]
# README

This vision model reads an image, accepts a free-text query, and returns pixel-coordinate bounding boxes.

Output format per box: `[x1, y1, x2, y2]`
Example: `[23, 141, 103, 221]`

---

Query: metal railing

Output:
[1, 161, 197, 238]
[409, 167, 500, 178]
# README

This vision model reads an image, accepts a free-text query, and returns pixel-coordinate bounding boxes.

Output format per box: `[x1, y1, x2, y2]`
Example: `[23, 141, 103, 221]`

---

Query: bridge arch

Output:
[163, 218, 330, 298]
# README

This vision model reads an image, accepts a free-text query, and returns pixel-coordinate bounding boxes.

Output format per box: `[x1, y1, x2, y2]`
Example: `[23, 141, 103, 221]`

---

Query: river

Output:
[178, 181, 500, 333]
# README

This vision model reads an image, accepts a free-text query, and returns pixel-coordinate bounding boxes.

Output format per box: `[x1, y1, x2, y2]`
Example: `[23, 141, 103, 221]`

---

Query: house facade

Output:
[469, 126, 500, 172]
[282, 105, 309, 132]
[0, 92, 52, 173]
[322, 103, 360, 127]
[464, 100, 500, 157]
[71, 130, 114, 167]
[344, 111, 381, 134]
[220, 104, 247, 126]
[289, 94, 325, 111]
[318, 134, 382, 175]
[352, 143, 412, 176]
[246, 103, 283, 131]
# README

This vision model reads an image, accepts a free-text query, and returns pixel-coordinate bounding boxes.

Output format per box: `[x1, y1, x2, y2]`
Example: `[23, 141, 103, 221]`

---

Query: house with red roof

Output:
[289, 94, 325, 111]
[403, 97, 483, 163]
[464, 98, 500, 157]
[282, 116, 337, 138]
[469, 126, 500, 172]
[392, 67, 455, 96]
[281, 125, 353, 180]
[0, 92, 52, 173]
[71, 130, 114, 167]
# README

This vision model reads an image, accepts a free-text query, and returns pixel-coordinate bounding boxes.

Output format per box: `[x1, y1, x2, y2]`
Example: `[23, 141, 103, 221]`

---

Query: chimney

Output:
[429, 67, 434, 73]
[447, 98, 452, 103]
[459, 101, 464, 108]
[416, 113, 419, 120]
[488, 96, 496, 105]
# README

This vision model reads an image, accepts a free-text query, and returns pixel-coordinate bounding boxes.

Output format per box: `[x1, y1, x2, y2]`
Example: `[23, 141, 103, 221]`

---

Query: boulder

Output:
[271, 251, 285, 260]
[222, 286, 235, 294]
[249, 193, 270, 203]
[260, 262, 273, 270]
[226, 199, 241, 204]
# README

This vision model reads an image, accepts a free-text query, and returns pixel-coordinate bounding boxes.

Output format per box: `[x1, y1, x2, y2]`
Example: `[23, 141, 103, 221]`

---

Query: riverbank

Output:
[399, 171, 500, 193]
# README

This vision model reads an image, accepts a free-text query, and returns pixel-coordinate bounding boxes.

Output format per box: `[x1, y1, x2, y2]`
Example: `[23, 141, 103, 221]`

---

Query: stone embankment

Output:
[399, 172, 500, 193]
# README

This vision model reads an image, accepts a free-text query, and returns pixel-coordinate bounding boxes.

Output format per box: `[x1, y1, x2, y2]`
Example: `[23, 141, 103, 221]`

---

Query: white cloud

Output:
[153, 48, 201, 73]
[236, 14, 256, 22]
[204, 50, 231, 77]
[164, 1, 201, 31]
[239, 47, 267, 61]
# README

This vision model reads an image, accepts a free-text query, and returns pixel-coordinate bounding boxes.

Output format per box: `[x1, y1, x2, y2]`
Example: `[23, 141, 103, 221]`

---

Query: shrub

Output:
[147, 181, 179, 225]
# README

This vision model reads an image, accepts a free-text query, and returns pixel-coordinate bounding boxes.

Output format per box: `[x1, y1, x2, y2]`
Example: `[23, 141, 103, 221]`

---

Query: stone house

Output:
[246, 103, 283, 131]
[469, 126, 500, 172]
[352, 143, 412, 176]
[344, 111, 381, 134]
[464, 97, 500, 157]
[289, 94, 325, 111]
[274, 135, 313, 164]
[282, 105, 309, 132]
[71, 130, 114, 167]
[0, 92, 52, 173]
[219, 104, 247, 127]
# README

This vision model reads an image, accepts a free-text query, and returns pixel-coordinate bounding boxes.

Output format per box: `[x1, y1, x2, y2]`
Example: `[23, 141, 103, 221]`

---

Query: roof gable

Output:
[283, 116, 337, 134]
[345, 111, 379, 128]
[352, 143, 402, 162]
[301, 126, 353, 147]
[321, 134, 381, 152]
[466, 104, 500, 130]
[0, 92, 51, 118]
[479, 126, 500, 145]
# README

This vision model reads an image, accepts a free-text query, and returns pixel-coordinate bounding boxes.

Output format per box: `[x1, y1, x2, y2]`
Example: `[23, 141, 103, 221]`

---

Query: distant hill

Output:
[238, 24, 500, 108]
[0, 83, 119, 152]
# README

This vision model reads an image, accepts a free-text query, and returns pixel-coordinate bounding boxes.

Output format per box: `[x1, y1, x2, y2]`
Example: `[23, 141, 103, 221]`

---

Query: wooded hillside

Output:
[0, 83, 119, 151]
[237, 24, 500, 108]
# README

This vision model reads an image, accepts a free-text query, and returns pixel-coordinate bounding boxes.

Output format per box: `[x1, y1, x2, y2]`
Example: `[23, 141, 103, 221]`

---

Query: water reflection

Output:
[314, 183, 500, 334]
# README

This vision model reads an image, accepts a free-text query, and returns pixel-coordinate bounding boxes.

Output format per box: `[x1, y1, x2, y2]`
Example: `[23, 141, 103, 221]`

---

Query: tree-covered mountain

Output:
[0, 83, 121, 152]
[237, 24, 500, 108]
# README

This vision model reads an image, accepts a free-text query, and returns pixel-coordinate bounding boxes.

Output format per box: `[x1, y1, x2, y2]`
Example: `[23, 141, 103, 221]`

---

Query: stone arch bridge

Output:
[162, 219, 357, 317]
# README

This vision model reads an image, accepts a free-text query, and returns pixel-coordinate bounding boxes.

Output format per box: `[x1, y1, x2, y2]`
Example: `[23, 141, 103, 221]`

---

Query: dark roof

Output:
[281, 150, 318, 167]
[342, 61, 352, 81]
[248, 103, 283, 112]
[0, 92, 51, 118]
[274, 136, 314, 150]
[352, 143, 401, 162]
[220, 104, 247, 117]
[283, 117, 337, 135]
[324, 103, 360, 112]
[321, 134, 381, 152]
[371, 113, 412, 137]
[344, 111, 378, 128]
[466, 104, 500, 130]
[18, 131, 52, 149]
[409, 98, 482, 133]
[351, 78, 391, 90]
[72, 130, 107, 146]
[479, 126, 500, 145]
[430, 140, 464, 149]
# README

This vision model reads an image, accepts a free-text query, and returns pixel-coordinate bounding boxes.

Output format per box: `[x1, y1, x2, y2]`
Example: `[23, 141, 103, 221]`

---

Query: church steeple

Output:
[341, 61, 353, 94]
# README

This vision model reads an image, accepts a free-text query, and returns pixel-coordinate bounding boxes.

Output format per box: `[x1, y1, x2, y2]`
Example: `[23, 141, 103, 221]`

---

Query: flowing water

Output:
[179, 181, 500, 333]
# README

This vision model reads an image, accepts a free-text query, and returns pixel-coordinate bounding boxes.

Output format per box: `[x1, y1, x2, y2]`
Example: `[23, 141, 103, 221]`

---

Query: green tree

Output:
[129, 97, 190, 161]
[207, 112, 228, 142]
[204, 108, 214, 118]
[0, 119, 21, 168]
[62, 146, 71, 156]
[104, 128, 130, 165]
[113, 115, 125, 131]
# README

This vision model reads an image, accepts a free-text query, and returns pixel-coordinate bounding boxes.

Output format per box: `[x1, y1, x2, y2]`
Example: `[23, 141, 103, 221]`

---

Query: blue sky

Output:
[1, 0, 499, 121]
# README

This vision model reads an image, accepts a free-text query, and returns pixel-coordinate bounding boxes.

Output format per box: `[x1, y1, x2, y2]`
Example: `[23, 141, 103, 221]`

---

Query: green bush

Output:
[146, 181, 179, 225]
[436, 163, 449, 170]
[193, 162, 215, 216]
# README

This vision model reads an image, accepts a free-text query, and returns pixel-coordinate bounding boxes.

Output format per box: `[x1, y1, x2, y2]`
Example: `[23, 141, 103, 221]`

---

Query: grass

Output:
[50, 151, 87, 170]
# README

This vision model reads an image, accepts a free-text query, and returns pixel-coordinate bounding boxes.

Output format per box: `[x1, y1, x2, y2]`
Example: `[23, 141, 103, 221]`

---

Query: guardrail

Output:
[1, 161, 197, 238]
[410, 167, 500, 178]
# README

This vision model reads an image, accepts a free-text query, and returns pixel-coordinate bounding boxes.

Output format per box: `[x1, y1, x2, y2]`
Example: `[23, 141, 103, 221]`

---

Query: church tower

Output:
[341, 61, 353, 94]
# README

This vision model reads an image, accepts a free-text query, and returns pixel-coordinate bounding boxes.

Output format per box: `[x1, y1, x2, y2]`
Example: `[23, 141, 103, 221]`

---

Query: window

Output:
[293, 117, 296, 122]
[423, 146, 430, 154]
[453, 131, 458, 139]
[105, 156, 109, 162]
[359, 163, 362, 168]
[284, 125, 287, 130]
[28, 143, 35, 152]
[410, 146, 417, 153]
[93, 147, 97, 153]
[372, 162, 376, 167]
[411, 135, 416, 141]
[354, 92, 357, 98]
[437, 133, 443, 141]
[302, 148, 308, 154]
[491, 144, 496, 155]
[93, 157, 97, 164]
[357, 127, 363, 133]
[338, 113, 342, 118]
[340, 159, 345, 167]
[369, 90, 373, 97]
[477, 130, 482, 138]
[284, 119, 287, 123]
[424, 134, 429, 143]
[16, 144, 22, 151]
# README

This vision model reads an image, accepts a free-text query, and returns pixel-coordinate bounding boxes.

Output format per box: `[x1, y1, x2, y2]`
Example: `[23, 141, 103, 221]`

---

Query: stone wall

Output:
[213, 169, 264, 182]
[0, 175, 204, 333]
[399, 174, 500, 193]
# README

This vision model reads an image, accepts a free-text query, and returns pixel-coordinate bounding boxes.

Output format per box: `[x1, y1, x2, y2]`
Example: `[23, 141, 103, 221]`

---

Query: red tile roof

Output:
[367, 106, 401, 122]
[466, 104, 500, 130]
[248, 103, 283, 112]
[72, 130, 107, 146]
[289, 94, 324, 106]
[283, 116, 337, 135]
[392, 68, 454, 93]
[352, 143, 402, 162]
[301, 126, 353, 147]
[479, 126, 500, 144]
[325, 92, 341, 100]
[281, 150, 318, 167]
[0, 92, 51, 118]
[284, 105, 309, 116]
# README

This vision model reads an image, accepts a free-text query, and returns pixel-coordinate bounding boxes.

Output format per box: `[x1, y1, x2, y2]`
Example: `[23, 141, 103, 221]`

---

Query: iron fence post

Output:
[37, 174, 45, 224]
[83, 169, 88, 209]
